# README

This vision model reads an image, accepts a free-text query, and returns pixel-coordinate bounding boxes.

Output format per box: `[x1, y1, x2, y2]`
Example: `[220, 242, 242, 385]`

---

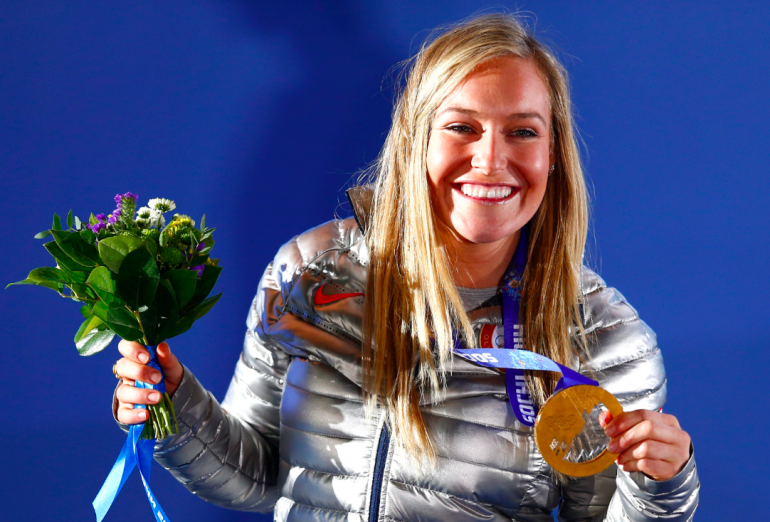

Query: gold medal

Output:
[534, 385, 623, 477]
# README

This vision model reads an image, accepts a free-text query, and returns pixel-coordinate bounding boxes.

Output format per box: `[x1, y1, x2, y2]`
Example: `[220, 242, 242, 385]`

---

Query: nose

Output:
[470, 131, 506, 175]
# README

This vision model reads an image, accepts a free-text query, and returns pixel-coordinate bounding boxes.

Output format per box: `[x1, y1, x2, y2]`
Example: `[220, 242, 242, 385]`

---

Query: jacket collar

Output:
[345, 185, 374, 234]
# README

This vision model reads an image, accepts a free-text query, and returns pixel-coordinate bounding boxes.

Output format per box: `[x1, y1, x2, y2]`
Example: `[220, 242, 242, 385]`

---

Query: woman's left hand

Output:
[600, 410, 691, 482]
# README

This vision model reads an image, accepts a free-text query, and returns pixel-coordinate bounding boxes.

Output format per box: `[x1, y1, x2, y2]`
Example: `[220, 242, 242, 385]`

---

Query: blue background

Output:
[1, 1, 768, 520]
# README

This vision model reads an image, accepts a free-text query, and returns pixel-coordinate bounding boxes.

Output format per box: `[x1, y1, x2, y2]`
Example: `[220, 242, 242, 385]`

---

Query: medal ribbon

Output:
[93, 345, 171, 522]
[455, 225, 597, 426]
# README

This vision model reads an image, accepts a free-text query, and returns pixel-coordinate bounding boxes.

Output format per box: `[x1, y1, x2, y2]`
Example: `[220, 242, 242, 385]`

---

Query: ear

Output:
[549, 149, 556, 171]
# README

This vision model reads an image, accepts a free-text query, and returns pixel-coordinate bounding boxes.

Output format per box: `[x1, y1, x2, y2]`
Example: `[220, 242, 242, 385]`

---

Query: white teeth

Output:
[460, 184, 512, 199]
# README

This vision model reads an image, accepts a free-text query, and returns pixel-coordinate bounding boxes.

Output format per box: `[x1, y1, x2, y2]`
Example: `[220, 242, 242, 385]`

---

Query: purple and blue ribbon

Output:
[455, 225, 597, 427]
[93, 345, 171, 522]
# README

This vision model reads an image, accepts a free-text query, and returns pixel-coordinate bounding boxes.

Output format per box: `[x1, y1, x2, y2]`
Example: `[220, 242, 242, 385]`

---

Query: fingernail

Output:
[138, 410, 148, 420]
[151, 372, 162, 384]
[605, 424, 616, 437]
[608, 440, 618, 453]
[138, 353, 149, 363]
[148, 392, 160, 402]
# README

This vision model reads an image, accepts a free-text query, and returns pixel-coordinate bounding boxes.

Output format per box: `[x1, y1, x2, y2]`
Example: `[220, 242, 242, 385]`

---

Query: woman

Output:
[114, 14, 698, 521]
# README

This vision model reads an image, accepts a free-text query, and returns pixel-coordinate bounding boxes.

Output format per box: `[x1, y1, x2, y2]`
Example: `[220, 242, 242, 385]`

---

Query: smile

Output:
[455, 183, 518, 202]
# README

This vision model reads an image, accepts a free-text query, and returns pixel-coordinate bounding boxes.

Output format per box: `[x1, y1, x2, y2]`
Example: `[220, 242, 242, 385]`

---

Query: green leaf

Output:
[66, 209, 73, 229]
[138, 280, 179, 345]
[187, 254, 208, 267]
[97, 235, 145, 273]
[44, 241, 92, 272]
[115, 246, 159, 310]
[162, 269, 197, 310]
[69, 283, 95, 302]
[89, 213, 99, 226]
[74, 315, 104, 343]
[159, 230, 167, 247]
[28, 267, 70, 284]
[185, 265, 222, 311]
[52, 230, 100, 267]
[92, 301, 143, 341]
[58, 264, 89, 285]
[173, 291, 222, 338]
[80, 228, 96, 245]
[53, 213, 62, 231]
[144, 237, 158, 258]
[80, 303, 94, 318]
[5, 278, 62, 292]
[76, 324, 115, 356]
[154, 280, 180, 343]
[74, 215, 82, 230]
[34, 229, 52, 239]
[200, 214, 206, 231]
[138, 302, 158, 346]
[86, 266, 126, 308]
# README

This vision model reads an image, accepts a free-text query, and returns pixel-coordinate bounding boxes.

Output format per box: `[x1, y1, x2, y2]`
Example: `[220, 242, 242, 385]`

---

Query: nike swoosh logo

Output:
[314, 284, 364, 306]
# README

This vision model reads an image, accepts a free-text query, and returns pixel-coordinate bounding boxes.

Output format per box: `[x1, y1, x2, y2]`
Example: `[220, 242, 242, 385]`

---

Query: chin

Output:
[453, 224, 519, 245]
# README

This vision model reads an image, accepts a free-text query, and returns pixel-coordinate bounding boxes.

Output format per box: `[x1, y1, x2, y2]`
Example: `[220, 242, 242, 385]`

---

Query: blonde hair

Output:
[362, 13, 589, 463]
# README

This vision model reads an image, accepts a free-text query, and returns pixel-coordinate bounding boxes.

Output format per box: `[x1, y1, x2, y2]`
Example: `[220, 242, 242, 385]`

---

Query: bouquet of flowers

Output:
[8, 192, 222, 440]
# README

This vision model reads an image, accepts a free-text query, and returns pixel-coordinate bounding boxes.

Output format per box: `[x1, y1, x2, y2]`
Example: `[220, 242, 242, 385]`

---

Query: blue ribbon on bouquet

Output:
[93, 345, 171, 522]
[454, 225, 597, 427]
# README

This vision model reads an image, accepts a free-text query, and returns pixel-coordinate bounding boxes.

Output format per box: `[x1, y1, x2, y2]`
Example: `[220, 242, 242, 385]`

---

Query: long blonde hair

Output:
[362, 13, 589, 462]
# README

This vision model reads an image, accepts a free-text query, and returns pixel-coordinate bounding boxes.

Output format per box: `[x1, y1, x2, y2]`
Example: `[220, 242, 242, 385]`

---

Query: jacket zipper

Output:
[368, 422, 390, 522]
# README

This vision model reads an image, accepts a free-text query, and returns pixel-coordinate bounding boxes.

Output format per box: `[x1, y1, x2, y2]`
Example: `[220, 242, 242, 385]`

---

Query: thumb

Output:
[156, 342, 184, 392]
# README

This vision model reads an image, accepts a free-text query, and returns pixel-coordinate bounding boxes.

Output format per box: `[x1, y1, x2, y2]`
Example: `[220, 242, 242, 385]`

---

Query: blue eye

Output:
[511, 128, 538, 138]
[447, 124, 474, 133]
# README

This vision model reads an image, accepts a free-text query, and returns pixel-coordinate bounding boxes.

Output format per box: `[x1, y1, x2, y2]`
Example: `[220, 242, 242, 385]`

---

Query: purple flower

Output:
[95, 213, 106, 222]
[112, 192, 138, 224]
[189, 265, 204, 277]
[87, 222, 106, 234]
[114, 192, 137, 205]
[107, 213, 118, 224]
[197, 242, 205, 251]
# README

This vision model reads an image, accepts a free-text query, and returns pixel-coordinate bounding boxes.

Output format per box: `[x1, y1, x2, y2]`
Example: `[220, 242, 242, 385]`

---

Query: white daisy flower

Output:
[150, 209, 166, 228]
[148, 198, 176, 213]
[136, 206, 153, 219]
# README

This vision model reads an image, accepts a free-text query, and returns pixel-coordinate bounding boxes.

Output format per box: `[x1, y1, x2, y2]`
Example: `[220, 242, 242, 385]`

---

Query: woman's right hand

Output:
[115, 340, 184, 425]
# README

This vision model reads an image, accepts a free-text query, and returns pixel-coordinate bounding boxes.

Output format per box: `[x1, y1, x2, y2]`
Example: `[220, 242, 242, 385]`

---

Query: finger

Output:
[604, 409, 680, 438]
[616, 439, 688, 466]
[609, 419, 690, 454]
[118, 339, 151, 364]
[115, 358, 163, 386]
[116, 383, 163, 406]
[619, 457, 681, 482]
[156, 342, 183, 386]
[117, 403, 150, 425]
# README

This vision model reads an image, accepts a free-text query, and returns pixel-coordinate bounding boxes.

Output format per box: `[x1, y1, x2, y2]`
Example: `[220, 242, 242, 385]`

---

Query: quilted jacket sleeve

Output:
[557, 270, 699, 521]
[149, 237, 304, 512]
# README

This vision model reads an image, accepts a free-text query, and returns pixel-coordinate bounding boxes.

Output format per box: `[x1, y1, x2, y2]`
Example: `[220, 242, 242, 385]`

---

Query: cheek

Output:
[426, 136, 462, 189]
[519, 148, 550, 192]
[425, 140, 443, 188]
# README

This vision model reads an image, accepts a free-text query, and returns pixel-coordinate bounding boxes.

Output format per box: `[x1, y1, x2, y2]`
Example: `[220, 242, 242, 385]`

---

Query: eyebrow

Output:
[437, 106, 547, 126]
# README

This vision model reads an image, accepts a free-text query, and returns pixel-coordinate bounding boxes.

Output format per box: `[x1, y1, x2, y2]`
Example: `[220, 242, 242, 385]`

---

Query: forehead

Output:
[438, 56, 551, 117]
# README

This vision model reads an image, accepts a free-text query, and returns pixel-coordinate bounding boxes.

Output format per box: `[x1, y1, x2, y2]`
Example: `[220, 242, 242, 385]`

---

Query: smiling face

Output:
[426, 56, 552, 249]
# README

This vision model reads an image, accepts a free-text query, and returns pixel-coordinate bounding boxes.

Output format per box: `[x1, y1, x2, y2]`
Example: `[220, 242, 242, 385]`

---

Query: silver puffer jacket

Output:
[142, 189, 699, 521]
